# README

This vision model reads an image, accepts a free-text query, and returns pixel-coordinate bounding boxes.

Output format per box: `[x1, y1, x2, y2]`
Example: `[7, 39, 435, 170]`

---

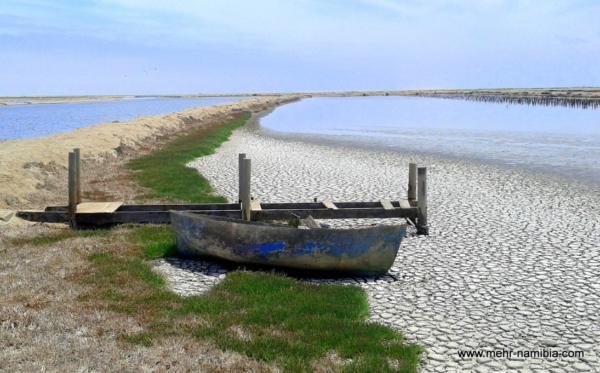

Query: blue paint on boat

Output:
[328, 241, 369, 257]
[298, 239, 375, 258]
[247, 242, 287, 256]
[299, 242, 322, 255]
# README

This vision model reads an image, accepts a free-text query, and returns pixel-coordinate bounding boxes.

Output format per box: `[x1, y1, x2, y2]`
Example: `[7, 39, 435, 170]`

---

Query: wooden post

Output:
[241, 158, 252, 221]
[417, 167, 428, 235]
[68, 152, 78, 228]
[73, 148, 81, 204]
[238, 153, 246, 203]
[408, 163, 417, 203]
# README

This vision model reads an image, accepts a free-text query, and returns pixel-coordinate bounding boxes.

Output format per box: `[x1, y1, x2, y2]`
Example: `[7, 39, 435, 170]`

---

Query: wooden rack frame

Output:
[17, 151, 429, 235]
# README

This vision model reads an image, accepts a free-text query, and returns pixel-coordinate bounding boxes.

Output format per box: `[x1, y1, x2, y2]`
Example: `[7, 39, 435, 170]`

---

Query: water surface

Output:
[261, 97, 600, 185]
[0, 97, 239, 141]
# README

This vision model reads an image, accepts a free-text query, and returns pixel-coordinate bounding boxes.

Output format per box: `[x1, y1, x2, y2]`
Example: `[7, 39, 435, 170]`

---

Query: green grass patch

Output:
[128, 112, 250, 203]
[78, 226, 421, 372]
[171, 272, 422, 372]
[132, 225, 177, 259]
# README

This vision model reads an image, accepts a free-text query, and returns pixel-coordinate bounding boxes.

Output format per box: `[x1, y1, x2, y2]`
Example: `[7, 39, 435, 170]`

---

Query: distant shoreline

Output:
[0, 95, 244, 107]
[2, 88, 600, 107]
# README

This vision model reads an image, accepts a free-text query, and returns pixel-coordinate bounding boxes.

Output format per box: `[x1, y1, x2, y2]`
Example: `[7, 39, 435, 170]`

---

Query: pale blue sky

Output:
[1, 0, 599, 95]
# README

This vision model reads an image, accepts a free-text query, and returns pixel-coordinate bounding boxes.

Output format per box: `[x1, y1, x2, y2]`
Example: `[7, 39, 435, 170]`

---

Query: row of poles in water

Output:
[420, 93, 600, 109]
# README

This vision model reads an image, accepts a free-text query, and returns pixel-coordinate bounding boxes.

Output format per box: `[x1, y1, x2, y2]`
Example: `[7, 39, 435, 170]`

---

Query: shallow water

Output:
[0, 97, 239, 141]
[261, 97, 600, 185]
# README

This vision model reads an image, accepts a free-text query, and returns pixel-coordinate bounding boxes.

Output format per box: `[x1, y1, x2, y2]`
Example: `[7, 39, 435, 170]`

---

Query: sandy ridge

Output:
[0, 95, 302, 209]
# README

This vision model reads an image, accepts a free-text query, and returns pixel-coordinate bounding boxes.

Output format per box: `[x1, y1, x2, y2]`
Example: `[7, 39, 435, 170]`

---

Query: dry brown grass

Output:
[312, 352, 352, 373]
[0, 108, 289, 371]
[0, 224, 277, 372]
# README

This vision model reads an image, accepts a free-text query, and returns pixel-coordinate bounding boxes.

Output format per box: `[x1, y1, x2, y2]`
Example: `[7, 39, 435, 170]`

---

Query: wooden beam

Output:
[379, 199, 394, 210]
[44, 201, 404, 212]
[399, 200, 412, 209]
[117, 203, 240, 211]
[75, 210, 244, 226]
[68, 152, 77, 229]
[408, 163, 417, 202]
[17, 206, 418, 226]
[241, 158, 252, 221]
[253, 207, 417, 220]
[77, 211, 172, 225]
[417, 167, 429, 235]
[76, 202, 123, 214]
[73, 148, 81, 204]
[238, 153, 246, 203]
[44, 201, 415, 212]
[17, 210, 70, 223]
[251, 200, 262, 211]
[322, 200, 338, 209]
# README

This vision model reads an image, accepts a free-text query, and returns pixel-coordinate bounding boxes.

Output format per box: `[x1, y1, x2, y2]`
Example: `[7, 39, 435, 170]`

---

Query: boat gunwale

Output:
[170, 210, 407, 233]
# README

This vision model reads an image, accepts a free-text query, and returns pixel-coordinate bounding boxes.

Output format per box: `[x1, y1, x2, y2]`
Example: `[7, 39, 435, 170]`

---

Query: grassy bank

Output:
[128, 112, 251, 203]
[44, 112, 422, 371]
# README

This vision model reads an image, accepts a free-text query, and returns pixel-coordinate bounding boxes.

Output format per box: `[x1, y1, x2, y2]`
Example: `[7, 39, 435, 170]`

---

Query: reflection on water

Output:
[261, 97, 600, 185]
[0, 97, 240, 141]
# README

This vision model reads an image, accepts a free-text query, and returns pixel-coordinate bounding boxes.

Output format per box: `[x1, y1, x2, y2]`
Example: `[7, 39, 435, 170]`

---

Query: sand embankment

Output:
[0, 96, 301, 210]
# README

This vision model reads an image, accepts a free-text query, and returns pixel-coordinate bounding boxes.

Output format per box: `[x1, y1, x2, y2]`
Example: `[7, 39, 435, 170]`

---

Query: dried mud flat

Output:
[153, 127, 600, 372]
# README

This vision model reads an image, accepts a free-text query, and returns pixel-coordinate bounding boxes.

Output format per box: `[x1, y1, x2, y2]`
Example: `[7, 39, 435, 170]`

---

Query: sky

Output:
[0, 0, 599, 95]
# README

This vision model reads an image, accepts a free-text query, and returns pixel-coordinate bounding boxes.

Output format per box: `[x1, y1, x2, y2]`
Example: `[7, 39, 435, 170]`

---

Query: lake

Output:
[0, 97, 240, 141]
[260, 97, 600, 185]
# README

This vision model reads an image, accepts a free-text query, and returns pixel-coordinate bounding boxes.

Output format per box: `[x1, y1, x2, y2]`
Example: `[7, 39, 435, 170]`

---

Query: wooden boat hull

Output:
[170, 211, 406, 275]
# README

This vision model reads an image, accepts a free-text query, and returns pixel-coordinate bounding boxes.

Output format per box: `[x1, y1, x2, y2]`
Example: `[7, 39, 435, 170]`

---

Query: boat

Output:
[170, 211, 406, 275]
